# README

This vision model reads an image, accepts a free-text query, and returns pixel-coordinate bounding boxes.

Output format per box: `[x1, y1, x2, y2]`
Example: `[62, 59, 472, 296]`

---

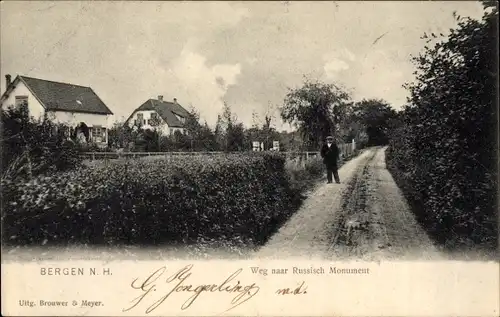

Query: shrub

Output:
[1, 153, 297, 246]
[1, 107, 83, 181]
[386, 5, 498, 250]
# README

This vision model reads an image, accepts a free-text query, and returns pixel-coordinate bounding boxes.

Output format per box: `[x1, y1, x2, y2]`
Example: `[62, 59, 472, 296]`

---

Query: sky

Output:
[0, 1, 485, 131]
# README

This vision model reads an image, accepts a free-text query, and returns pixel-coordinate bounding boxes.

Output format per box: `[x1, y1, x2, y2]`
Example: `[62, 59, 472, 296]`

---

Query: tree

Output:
[198, 122, 218, 151]
[184, 107, 202, 135]
[227, 122, 245, 151]
[215, 102, 245, 151]
[261, 115, 272, 150]
[214, 114, 225, 151]
[218, 102, 233, 138]
[280, 79, 352, 150]
[181, 107, 203, 151]
[403, 5, 497, 176]
[342, 120, 368, 147]
[351, 99, 398, 146]
[179, 107, 221, 151]
[108, 121, 135, 149]
[142, 128, 161, 152]
[172, 130, 190, 151]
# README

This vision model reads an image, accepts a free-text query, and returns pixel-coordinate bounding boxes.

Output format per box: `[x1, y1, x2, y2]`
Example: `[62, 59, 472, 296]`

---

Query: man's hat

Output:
[326, 136, 334, 140]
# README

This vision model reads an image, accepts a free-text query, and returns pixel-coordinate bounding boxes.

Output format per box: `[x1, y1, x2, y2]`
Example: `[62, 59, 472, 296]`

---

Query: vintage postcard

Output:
[1, 1, 498, 316]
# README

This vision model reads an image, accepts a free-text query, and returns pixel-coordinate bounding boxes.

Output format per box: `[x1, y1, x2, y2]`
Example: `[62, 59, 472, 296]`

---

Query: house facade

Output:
[0, 74, 113, 145]
[126, 95, 190, 135]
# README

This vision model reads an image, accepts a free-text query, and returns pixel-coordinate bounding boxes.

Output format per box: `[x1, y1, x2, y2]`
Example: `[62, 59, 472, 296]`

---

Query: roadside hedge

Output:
[385, 5, 498, 250]
[1, 153, 297, 246]
[386, 129, 496, 250]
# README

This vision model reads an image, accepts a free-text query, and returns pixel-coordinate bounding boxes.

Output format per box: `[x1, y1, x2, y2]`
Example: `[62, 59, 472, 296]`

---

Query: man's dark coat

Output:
[320, 143, 339, 167]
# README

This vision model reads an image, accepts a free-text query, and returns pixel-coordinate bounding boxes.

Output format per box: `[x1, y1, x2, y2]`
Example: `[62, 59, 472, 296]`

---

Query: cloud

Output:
[169, 46, 241, 125]
[322, 48, 356, 79]
[324, 59, 350, 78]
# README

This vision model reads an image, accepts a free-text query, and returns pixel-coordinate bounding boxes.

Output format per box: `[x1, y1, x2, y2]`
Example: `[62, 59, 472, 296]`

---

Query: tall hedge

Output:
[1, 153, 297, 246]
[386, 3, 498, 250]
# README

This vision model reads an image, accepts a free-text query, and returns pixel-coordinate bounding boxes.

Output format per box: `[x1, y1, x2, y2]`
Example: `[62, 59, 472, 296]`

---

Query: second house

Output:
[126, 95, 190, 135]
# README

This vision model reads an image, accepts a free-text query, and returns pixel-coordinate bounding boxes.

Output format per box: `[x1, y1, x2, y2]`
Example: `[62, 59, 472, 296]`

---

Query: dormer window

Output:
[175, 114, 185, 123]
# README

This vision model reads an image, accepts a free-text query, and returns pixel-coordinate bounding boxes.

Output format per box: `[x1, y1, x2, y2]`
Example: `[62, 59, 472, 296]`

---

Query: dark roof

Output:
[2, 75, 113, 115]
[130, 99, 190, 128]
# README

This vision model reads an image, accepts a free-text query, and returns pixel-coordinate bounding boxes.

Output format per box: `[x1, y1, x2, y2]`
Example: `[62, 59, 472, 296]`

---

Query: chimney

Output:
[5, 74, 12, 88]
[173, 98, 178, 104]
[158, 95, 163, 101]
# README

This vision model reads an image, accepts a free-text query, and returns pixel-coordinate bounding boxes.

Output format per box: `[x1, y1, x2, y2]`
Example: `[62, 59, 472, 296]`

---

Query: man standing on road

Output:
[320, 136, 340, 184]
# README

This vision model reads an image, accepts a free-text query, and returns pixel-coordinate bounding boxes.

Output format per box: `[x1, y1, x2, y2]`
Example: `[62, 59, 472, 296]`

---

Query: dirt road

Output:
[255, 146, 444, 260]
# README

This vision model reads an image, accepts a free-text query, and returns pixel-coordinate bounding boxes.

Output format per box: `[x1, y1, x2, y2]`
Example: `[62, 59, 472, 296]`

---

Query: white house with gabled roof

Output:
[0, 74, 114, 145]
[125, 95, 191, 135]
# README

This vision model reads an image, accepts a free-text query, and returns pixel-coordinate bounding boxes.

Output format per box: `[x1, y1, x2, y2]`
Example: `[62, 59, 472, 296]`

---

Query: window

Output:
[175, 114, 185, 124]
[91, 127, 106, 143]
[149, 112, 161, 126]
[136, 113, 144, 126]
[15, 96, 28, 111]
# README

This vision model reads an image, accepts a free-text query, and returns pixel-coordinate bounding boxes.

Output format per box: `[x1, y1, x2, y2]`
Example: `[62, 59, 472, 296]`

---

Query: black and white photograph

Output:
[1, 0, 498, 266]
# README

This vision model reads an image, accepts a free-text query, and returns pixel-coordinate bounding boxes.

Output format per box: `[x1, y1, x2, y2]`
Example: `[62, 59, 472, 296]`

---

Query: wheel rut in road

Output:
[327, 148, 379, 259]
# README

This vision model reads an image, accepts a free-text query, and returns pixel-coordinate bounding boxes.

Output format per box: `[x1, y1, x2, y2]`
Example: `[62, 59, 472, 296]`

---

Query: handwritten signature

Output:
[123, 264, 260, 314]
